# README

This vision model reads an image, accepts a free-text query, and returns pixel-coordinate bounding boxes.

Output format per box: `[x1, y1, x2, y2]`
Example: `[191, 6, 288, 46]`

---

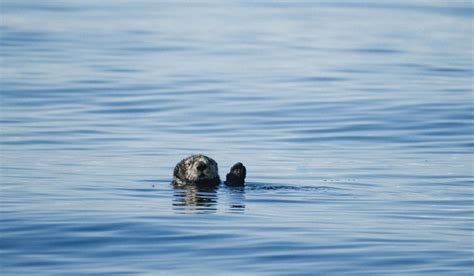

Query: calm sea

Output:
[1, 1, 473, 275]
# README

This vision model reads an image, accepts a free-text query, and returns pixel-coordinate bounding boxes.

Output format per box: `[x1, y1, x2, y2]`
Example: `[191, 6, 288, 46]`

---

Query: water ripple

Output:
[1, 0, 472, 274]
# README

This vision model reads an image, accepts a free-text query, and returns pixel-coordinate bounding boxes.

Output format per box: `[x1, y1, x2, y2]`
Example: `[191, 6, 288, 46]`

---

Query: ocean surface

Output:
[1, 0, 473, 275]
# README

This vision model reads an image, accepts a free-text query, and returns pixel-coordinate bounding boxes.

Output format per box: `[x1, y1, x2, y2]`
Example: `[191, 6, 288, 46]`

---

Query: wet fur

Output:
[173, 154, 220, 186]
[225, 162, 246, 186]
[172, 154, 246, 186]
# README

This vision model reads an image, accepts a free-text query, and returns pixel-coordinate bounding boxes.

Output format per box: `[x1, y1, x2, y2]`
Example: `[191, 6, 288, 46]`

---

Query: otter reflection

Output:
[172, 183, 219, 212]
[225, 186, 246, 211]
[172, 184, 245, 213]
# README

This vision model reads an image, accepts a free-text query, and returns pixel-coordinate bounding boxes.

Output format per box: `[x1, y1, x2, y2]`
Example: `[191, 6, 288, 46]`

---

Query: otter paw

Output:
[225, 162, 246, 186]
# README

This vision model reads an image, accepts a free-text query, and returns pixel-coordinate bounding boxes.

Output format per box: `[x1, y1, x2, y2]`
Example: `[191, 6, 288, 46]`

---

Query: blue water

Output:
[1, 1, 473, 274]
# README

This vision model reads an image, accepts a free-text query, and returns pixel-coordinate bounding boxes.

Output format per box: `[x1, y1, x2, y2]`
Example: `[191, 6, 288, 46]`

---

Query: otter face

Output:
[173, 154, 220, 185]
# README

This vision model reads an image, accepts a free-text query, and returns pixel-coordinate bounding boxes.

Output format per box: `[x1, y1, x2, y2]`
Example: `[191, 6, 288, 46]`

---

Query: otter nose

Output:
[196, 161, 207, 171]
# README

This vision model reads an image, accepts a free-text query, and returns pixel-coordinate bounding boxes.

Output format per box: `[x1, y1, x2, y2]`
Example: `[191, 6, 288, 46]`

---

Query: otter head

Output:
[173, 154, 220, 186]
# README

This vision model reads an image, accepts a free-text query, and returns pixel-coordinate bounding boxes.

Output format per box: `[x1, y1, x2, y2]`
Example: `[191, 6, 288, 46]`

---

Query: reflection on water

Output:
[172, 184, 246, 213]
[225, 186, 246, 211]
[172, 184, 219, 213]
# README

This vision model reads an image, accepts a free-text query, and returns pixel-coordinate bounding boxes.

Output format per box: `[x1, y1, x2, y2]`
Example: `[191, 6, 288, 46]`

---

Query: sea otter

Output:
[172, 154, 246, 186]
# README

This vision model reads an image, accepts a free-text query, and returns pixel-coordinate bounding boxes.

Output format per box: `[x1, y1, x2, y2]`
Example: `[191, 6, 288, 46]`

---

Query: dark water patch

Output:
[0, 119, 24, 124]
[64, 222, 138, 233]
[87, 107, 168, 115]
[1, 85, 170, 98]
[1, 139, 68, 146]
[102, 68, 141, 73]
[419, 129, 472, 137]
[350, 48, 403, 55]
[221, 94, 274, 101]
[96, 98, 176, 107]
[113, 188, 159, 193]
[427, 67, 473, 75]
[244, 183, 345, 192]
[316, 2, 474, 18]
[31, 129, 108, 136]
[2, 2, 87, 13]
[399, 199, 474, 207]
[120, 46, 192, 53]
[365, 256, 429, 267]
[350, 174, 474, 182]
[291, 76, 349, 83]
[291, 123, 391, 134]
[137, 179, 169, 184]
[3, 97, 91, 107]
[441, 88, 472, 93]
[278, 135, 424, 145]
[0, 30, 55, 45]
[162, 88, 222, 96]
[75, 79, 112, 85]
